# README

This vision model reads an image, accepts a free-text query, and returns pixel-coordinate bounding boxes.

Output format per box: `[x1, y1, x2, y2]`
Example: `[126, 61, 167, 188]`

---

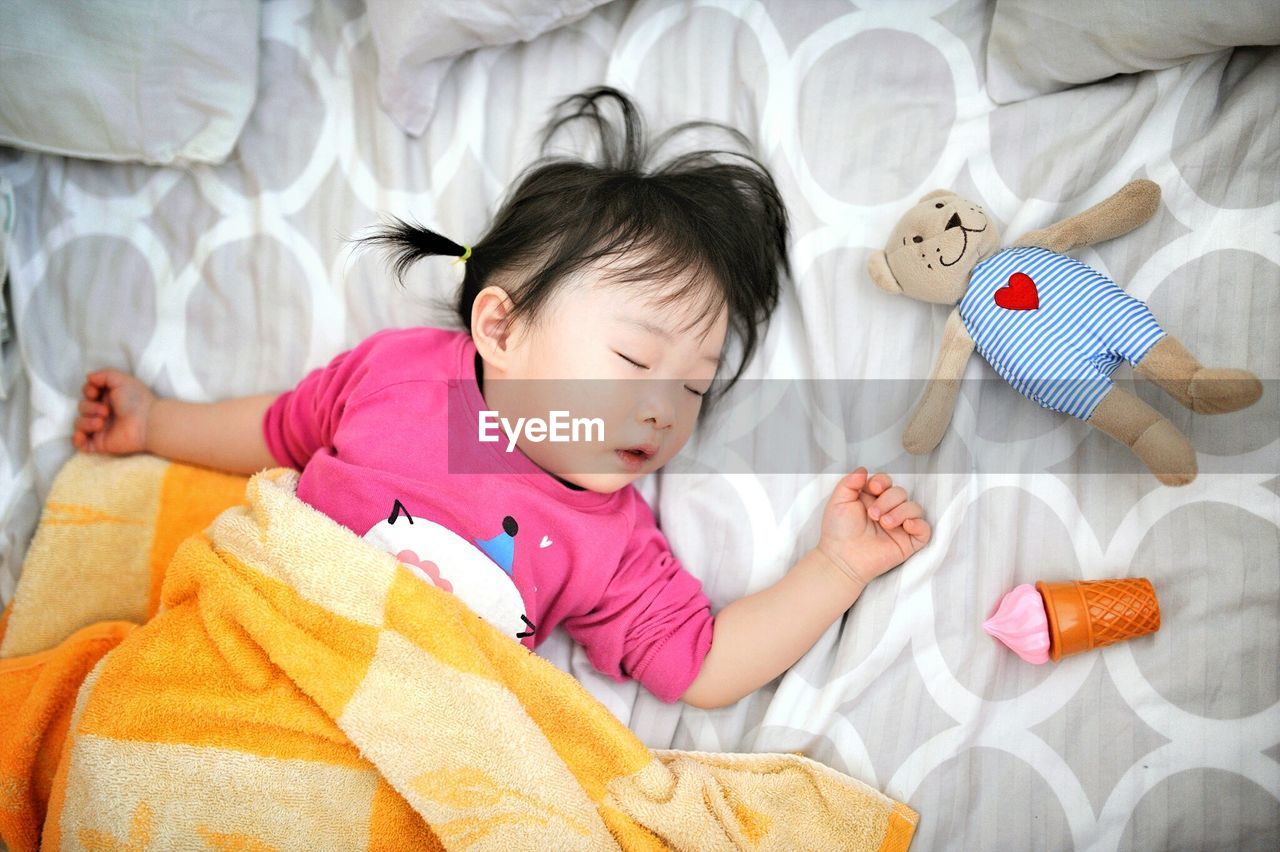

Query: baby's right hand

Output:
[73, 369, 157, 455]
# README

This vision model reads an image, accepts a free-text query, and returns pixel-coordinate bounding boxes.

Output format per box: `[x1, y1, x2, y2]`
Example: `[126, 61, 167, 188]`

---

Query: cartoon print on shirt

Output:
[362, 499, 536, 641]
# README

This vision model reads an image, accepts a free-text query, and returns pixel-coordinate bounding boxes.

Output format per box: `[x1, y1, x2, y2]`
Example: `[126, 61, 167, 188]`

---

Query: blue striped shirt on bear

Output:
[957, 246, 1165, 420]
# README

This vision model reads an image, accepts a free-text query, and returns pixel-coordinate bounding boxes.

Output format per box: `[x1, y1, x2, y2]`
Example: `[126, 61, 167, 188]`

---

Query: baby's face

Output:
[484, 265, 727, 493]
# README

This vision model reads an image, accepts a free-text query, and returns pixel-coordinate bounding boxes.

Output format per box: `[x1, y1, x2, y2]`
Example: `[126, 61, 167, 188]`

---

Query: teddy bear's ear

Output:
[867, 250, 901, 295]
[919, 189, 951, 203]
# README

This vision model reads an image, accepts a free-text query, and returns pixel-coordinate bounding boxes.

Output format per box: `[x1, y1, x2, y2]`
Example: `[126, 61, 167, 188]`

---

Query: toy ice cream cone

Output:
[1035, 578, 1160, 661]
[984, 579, 1162, 663]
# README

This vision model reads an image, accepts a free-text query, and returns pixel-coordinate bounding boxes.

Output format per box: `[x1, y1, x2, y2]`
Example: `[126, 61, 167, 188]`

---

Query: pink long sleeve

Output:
[262, 331, 394, 469]
[561, 502, 715, 704]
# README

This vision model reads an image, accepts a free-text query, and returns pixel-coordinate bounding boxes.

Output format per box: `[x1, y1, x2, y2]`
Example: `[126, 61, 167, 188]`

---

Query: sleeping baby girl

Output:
[71, 87, 931, 709]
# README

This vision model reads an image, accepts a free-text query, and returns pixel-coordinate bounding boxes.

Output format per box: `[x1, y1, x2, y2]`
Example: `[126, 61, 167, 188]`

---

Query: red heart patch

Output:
[994, 272, 1039, 311]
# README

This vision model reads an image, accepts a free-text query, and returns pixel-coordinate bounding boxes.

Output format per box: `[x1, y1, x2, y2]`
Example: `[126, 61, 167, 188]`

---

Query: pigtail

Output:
[354, 216, 470, 285]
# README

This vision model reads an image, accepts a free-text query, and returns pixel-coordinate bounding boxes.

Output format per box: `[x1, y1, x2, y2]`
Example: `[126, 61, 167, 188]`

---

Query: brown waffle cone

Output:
[1036, 578, 1161, 661]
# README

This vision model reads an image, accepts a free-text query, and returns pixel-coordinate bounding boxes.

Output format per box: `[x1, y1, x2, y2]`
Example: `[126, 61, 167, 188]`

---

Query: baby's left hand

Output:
[816, 468, 931, 588]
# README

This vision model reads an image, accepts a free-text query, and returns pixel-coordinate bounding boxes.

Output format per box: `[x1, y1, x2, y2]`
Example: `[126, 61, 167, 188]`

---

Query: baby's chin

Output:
[525, 446, 654, 494]
[554, 470, 638, 494]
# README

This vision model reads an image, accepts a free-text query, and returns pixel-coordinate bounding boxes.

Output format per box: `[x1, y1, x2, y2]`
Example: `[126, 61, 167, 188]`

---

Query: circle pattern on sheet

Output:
[989, 73, 1156, 202]
[799, 29, 955, 205]
[1144, 249, 1280, 379]
[1119, 768, 1280, 851]
[1171, 47, 1280, 210]
[0, 1, 1276, 848]
[838, 644, 959, 783]
[910, 747, 1071, 849]
[220, 39, 326, 197]
[21, 236, 157, 391]
[188, 235, 314, 399]
[347, 28, 437, 198]
[1028, 661, 1170, 815]
[63, 159, 158, 199]
[142, 176, 224, 275]
[1129, 503, 1280, 719]
[631, 7, 768, 140]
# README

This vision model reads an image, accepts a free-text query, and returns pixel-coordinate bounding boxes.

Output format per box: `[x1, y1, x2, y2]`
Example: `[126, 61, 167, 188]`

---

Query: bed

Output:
[2, 0, 1277, 848]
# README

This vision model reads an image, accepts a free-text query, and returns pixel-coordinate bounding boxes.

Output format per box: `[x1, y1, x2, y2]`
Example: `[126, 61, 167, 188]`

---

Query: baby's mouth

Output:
[615, 444, 657, 469]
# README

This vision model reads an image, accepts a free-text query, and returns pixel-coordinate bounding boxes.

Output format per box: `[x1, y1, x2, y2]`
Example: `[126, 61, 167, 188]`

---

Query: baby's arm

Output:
[75, 368, 279, 475]
[680, 547, 868, 709]
[146, 394, 281, 474]
[680, 470, 929, 709]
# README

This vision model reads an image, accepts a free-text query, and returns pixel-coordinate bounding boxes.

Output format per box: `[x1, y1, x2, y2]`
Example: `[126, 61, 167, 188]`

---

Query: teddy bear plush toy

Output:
[868, 179, 1262, 485]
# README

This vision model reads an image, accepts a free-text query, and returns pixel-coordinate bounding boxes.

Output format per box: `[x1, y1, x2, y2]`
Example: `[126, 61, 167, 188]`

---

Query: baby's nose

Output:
[641, 400, 675, 429]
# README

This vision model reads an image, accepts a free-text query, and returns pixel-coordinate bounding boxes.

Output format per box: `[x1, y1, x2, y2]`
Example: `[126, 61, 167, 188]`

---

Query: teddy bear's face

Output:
[867, 190, 1002, 305]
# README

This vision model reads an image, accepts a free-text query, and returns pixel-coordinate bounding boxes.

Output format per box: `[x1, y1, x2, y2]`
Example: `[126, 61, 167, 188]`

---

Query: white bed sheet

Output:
[2, 1, 1277, 848]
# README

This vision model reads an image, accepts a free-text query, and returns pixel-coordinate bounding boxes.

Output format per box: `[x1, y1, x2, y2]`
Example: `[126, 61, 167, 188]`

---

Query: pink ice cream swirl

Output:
[983, 583, 1050, 665]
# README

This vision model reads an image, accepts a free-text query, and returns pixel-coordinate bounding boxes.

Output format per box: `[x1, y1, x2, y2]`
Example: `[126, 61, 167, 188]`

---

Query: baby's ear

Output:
[919, 189, 951, 203]
[867, 250, 902, 295]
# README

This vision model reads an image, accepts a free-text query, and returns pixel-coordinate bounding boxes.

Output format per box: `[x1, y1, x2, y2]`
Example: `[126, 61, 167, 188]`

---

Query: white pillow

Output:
[0, 1, 260, 166]
[986, 0, 1280, 104]
[367, 0, 613, 137]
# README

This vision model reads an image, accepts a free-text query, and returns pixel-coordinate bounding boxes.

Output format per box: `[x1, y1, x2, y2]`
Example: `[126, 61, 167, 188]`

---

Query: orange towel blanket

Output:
[0, 453, 917, 850]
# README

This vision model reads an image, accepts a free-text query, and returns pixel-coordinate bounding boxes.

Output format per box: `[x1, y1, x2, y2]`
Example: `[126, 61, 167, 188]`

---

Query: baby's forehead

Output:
[596, 278, 725, 337]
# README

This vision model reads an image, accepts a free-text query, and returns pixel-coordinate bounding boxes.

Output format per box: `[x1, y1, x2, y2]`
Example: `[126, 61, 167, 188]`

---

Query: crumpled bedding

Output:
[0, 0, 1276, 848]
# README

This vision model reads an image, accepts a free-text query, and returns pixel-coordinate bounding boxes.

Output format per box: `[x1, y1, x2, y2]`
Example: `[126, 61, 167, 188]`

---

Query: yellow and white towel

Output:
[0, 453, 917, 850]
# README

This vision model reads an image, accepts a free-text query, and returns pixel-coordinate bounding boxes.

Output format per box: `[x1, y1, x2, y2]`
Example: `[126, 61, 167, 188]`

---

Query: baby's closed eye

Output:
[615, 350, 705, 396]
[614, 350, 648, 369]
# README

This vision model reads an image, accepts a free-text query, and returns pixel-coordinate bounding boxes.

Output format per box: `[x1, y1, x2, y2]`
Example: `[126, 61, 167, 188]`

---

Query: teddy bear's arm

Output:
[903, 307, 975, 454]
[1012, 179, 1161, 255]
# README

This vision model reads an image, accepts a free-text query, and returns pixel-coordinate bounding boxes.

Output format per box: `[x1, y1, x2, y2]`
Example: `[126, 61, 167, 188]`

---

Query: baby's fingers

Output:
[867, 485, 907, 521]
[865, 472, 892, 496]
[84, 371, 112, 399]
[834, 467, 869, 499]
[79, 399, 109, 417]
[903, 517, 932, 547]
[85, 369, 128, 400]
[74, 418, 102, 439]
[880, 500, 922, 530]
[72, 426, 97, 452]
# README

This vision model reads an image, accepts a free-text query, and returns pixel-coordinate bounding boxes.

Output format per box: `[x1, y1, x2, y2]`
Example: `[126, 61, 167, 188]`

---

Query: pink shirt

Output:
[261, 326, 714, 703]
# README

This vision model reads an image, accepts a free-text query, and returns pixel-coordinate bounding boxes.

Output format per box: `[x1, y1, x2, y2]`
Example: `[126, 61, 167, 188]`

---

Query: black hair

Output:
[354, 86, 790, 414]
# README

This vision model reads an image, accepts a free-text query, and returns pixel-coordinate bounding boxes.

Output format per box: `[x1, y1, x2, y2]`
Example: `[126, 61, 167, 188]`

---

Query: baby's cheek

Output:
[661, 426, 695, 464]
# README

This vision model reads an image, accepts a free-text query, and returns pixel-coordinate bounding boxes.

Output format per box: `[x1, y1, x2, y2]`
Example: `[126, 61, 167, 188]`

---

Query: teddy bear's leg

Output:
[1088, 386, 1197, 486]
[1135, 335, 1263, 414]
